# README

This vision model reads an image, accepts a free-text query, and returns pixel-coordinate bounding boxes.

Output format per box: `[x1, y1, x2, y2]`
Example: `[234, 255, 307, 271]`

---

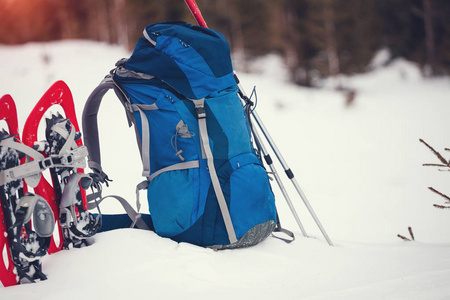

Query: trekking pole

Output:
[237, 82, 332, 246]
[249, 103, 333, 246]
[184, 0, 207, 27]
[184, 0, 333, 246]
[251, 124, 308, 238]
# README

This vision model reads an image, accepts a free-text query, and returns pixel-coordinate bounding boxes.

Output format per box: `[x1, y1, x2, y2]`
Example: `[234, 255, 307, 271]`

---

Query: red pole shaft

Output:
[184, 0, 208, 28]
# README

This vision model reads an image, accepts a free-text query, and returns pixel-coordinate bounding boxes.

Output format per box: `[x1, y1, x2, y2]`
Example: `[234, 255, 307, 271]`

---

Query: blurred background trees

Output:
[1, 0, 449, 86]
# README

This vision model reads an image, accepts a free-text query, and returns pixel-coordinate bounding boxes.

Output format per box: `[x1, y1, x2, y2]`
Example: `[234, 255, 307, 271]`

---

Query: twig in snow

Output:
[398, 227, 415, 242]
[408, 227, 415, 241]
[397, 234, 411, 241]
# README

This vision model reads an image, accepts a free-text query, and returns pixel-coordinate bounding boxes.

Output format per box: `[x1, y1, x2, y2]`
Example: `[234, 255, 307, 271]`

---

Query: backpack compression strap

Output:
[193, 99, 238, 244]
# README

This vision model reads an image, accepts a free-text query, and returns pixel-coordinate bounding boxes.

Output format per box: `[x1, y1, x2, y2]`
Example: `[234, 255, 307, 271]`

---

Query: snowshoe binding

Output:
[39, 113, 100, 248]
[22, 81, 100, 251]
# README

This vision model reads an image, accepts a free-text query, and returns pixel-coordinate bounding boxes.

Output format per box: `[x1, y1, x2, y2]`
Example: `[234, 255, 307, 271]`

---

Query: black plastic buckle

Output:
[196, 106, 206, 119]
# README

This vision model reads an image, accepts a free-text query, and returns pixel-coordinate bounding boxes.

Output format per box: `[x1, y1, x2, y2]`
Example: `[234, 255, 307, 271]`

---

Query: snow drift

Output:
[1, 40, 450, 299]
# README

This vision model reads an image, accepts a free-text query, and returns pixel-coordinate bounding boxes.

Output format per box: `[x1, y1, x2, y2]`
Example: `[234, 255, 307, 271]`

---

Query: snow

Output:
[1, 41, 450, 299]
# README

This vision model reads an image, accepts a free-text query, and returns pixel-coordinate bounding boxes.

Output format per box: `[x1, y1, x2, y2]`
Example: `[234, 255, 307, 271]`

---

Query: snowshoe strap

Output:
[0, 137, 44, 187]
[51, 122, 78, 155]
[0, 132, 88, 188]
[41, 146, 88, 170]
[0, 136, 44, 161]
[0, 142, 88, 188]
[18, 261, 48, 284]
[63, 214, 101, 239]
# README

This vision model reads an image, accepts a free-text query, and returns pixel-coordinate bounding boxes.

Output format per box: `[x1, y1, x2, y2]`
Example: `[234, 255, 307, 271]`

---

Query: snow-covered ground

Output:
[1, 40, 450, 299]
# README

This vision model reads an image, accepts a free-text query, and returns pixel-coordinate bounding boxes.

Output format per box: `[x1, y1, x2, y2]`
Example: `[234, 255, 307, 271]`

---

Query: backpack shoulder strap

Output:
[82, 75, 134, 182]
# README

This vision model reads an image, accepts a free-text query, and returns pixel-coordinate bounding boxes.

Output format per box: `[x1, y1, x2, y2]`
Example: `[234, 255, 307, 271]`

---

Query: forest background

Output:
[1, 0, 449, 86]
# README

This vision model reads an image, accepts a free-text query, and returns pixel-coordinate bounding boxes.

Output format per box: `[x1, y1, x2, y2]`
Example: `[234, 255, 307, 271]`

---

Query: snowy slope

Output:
[1, 41, 450, 299]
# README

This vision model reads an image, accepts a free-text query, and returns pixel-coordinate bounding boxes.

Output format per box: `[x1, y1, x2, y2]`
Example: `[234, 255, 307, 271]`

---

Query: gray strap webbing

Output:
[130, 103, 159, 177]
[52, 123, 77, 155]
[87, 193, 150, 231]
[194, 99, 237, 244]
[0, 139, 88, 187]
[133, 161, 199, 225]
[0, 139, 44, 187]
[0, 138, 44, 161]
[148, 160, 199, 182]
[133, 106, 151, 177]
[135, 180, 149, 213]
[131, 103, 158, 111]
[0, 160, 41, 187]
[82, 79, 132, 181]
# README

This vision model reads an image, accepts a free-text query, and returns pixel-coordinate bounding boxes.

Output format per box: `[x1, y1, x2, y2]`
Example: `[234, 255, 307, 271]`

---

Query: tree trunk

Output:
[323, 0, 340, 78]
[423, 0, 436, 76]
[114, 0, 129, 46]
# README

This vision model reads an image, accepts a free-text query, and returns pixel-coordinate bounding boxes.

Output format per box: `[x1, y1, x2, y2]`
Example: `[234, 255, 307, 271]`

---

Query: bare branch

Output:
[420, 139, 449, 165]
[433, 204, 450, 209]
[423, 163, 448, 168]
[428, 187, 450, 201]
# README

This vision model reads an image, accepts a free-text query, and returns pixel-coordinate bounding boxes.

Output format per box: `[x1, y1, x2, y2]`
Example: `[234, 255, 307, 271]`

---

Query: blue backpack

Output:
[83, 21, 277, 249]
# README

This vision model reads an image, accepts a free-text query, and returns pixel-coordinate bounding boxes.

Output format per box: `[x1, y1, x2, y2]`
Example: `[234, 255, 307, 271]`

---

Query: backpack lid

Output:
[122, 21, 236, 100]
